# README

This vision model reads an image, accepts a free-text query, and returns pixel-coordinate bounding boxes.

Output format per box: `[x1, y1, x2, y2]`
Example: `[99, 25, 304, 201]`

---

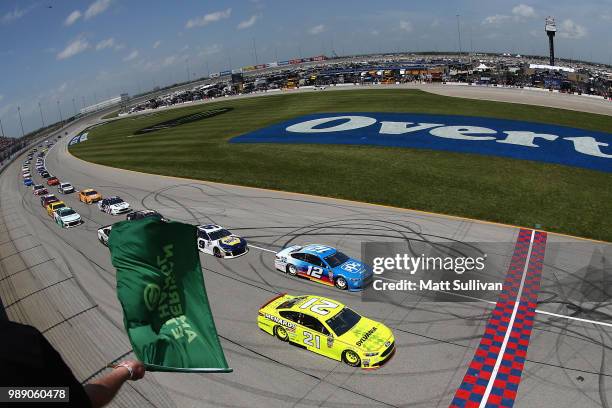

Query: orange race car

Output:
[79, 188, 102, 204]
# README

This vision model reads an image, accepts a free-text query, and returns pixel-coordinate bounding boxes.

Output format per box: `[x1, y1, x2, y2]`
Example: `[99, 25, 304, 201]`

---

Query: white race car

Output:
[98, 196, 131, 215]
[58, 182, 75, 194]
[53, 207, 83, 228]
[196, 224, 248, 258]
[97, 225, 112, 246]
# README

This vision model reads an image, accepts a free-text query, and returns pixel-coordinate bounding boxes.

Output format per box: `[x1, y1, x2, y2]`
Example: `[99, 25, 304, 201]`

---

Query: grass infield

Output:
[70, 89, 612, 241]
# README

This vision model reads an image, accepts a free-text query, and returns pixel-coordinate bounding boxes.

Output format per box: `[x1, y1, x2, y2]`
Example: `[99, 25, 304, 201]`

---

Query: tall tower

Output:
[545, 17, 556, 66]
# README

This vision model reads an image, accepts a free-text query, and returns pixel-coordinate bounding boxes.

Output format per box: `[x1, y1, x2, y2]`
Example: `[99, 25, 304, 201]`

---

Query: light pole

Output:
[72, 98, 77, 116]
[0, 118, 5, 137]
[456, 14, 463, 75]
[57, 100, 63, 122]
[17, 106, 25, 137]
[38, 102, 45, 127]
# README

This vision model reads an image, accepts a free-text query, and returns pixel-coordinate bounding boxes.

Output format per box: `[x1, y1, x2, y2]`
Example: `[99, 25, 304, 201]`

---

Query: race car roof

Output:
[300, 244, 337, 257]
[197, 224, 224, 232]
[280, 295, 346, 319]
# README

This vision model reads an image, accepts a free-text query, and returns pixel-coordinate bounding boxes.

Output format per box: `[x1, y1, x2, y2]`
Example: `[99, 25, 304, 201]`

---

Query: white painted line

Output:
[249, 244, 276, 254]
[479, 230, 535, 407]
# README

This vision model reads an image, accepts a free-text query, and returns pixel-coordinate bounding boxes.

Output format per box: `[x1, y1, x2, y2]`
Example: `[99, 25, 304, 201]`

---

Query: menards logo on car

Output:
[265, 313, 296, 330]
[231, 113, 612, 173]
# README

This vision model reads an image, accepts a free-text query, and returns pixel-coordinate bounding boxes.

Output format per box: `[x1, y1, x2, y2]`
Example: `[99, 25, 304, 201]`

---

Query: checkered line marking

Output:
[449, 229, 547, 408]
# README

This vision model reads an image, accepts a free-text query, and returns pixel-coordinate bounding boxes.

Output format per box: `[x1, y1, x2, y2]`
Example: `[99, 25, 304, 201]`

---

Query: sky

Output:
[1, 0, 611, 138]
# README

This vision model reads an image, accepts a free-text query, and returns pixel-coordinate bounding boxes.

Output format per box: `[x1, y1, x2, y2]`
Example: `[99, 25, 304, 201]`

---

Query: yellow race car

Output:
[79, 188, 102, 204]
[46, 201, 66, 216]
[258, 294, 395, 369]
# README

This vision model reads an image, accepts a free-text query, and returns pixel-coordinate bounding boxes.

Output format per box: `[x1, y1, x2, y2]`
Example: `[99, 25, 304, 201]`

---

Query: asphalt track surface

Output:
[1, 86, 611, 407]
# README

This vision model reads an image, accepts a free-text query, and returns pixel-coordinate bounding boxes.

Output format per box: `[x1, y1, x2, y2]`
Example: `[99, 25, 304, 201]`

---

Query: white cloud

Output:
[57, 37, 90, 60]
[153, 40, 161, 49]
[1, 5, 34, 24]
[186, 8, 232, 29]
[198, 44, 221, 56]
[114, 43, 125, 50]
[482, 14, 510, 25]
[162, 55, 177, 67]
[57, 83, 67, 93]
[64, 10, 82, 26]
[399, 20, 413, 32]
[85, 0, 112, 20]
[96, 38, 115, 50]
[512, 4, 536, 19]
[123, 50, 139, 61]
[559, 19, 587, 39]
[308, 24, 325, 35]
[237, 14, 259, 29]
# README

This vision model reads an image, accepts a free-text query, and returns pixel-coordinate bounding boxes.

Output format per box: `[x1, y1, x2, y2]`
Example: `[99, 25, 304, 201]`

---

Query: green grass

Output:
[101, 110, 120, 119]
[70, 89, 612, 241]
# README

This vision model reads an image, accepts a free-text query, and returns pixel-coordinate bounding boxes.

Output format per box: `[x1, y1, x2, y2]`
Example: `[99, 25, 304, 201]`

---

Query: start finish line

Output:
[230, 113, 612, 173]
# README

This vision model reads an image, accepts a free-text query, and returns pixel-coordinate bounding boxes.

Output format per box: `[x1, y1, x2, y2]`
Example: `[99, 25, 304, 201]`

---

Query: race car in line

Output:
[58, 182, 75, 194]
[32, 184, 48, 196]
[258, 294, 395, 369]
[125, 210, 167, 221]
[97, 225, 112, 246]
[98, 196, 131, 215]
[23, 178, 33, 186]
[47, 176, 60, 186]
[79, 188, 102, 204]
[196, 224, 248, 258]
[98, 212, 167, 246]
[274, 244, 372, 291]
[41, 194, 59, 208]
[46, 201, 66, 216]
[22, 172, 31, 179]
[54, 207, 82, 228]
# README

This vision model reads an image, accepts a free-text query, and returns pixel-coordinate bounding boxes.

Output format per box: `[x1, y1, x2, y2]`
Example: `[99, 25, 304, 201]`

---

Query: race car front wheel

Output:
[342, 350, 361, 367]
[213, 247, 223, 258]
[287, 264, 298, 276]
[335, 276, 348, 290]
[274, 325, 289, 342]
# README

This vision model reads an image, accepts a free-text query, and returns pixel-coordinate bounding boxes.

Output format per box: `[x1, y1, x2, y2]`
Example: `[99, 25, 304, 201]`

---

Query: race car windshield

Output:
[208, 229, 232, 241]
[61, 209, 76, 216]
[324, 251, 350, 268]
[276, 296, 307, 310]
[326, 307, 361, 336]
[85, 191, 98, 196]
[107, 198, 123, 204]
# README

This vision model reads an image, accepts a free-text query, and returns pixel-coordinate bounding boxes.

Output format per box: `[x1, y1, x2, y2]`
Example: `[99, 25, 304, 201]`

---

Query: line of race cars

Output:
[19, 135, 394, 369]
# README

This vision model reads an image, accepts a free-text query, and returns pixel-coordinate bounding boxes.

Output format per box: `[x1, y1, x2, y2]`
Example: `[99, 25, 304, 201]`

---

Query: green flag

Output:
[109, 217, 232, 373]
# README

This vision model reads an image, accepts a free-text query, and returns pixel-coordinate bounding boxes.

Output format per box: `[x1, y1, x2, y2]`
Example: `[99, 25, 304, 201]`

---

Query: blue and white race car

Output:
[274, 244, 372, 291]
[197, 224, 248, 258]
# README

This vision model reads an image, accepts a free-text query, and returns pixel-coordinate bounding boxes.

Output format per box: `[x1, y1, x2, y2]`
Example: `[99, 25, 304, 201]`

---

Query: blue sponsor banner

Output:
[68, 132, 88, 146]
[230, 113, 612, 173]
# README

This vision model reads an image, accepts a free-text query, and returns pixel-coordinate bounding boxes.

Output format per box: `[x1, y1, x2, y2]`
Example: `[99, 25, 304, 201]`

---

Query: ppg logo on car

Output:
[231, 113, 612, 173]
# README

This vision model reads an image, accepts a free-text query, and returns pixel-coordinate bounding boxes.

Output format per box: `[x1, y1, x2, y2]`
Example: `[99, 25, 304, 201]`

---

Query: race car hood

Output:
[332, 258, 369, 278]
[110, 202, 130, 210]
[218, 235, 246, 249]
[340, 317, 393, 353]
